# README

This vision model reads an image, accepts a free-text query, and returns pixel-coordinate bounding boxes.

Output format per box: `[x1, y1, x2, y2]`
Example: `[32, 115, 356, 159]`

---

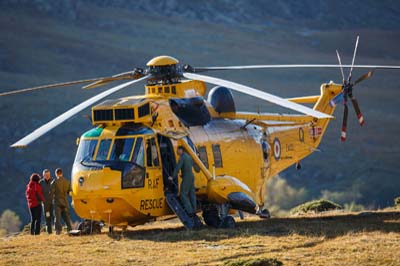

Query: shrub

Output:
[394, 197, 400, 208]
[224, 258, 283, 266]
[0, 209, 22, 234]
[291, 199, 342, 214]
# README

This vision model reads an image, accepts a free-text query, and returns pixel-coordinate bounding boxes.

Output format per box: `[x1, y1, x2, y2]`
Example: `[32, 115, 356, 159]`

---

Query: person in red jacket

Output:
[26, 173, 45, 235]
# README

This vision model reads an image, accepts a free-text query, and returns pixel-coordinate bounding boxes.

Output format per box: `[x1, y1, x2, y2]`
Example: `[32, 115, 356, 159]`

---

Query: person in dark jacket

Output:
[52, 168, 73, 234]
[25, 173, 45, 235]
[39, 169, 54, 234]
[169, 146, 197, 215]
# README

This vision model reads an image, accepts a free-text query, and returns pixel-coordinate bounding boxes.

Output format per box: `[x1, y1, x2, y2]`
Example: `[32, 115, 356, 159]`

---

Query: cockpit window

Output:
[110, 138, 134, 162]
[75, 139, 98, 163]
[96, 139, 112, 161]
[131, 137, 144, 167]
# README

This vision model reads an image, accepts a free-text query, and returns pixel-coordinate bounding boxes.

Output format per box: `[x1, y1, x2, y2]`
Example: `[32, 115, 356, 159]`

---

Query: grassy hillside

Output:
[0, 3, 400, 224]
[1, 211, 399, 265]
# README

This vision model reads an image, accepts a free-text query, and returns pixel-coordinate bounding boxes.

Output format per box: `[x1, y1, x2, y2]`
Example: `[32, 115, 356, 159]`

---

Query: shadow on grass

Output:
[108, 211, 400, 242]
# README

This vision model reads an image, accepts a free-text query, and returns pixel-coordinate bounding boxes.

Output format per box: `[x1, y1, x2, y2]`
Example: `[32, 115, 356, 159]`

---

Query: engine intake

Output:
[208, 86, 236, 113]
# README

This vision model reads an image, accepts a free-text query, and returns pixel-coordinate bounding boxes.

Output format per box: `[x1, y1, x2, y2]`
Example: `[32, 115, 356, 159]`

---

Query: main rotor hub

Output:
[146, 55, 179, 67]
[145, 55, 182, 85]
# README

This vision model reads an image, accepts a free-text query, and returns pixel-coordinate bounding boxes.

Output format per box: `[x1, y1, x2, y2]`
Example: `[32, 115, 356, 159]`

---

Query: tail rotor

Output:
[331, 35, 373, 141]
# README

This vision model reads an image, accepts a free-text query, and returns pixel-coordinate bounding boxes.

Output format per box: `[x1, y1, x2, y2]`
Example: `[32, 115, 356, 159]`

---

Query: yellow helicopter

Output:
[2, 36, 400, 231]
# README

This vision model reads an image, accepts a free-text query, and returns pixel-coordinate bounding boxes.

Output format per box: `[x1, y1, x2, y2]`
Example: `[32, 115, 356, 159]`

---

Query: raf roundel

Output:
[273, 138, 281, 161]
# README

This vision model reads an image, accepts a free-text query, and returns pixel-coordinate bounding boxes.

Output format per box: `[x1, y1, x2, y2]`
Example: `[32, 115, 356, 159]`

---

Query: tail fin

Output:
[312, 83, 343, 146]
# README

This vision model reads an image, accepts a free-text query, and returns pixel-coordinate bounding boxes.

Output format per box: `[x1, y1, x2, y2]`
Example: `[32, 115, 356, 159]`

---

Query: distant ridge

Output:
[2, 0, 400, 29]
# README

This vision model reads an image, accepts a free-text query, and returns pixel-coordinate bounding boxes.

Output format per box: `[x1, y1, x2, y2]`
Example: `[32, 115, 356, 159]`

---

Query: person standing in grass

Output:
[25, 173, 44, 235]
[39, 169, 54, 234]
[52, 168, 72, 234]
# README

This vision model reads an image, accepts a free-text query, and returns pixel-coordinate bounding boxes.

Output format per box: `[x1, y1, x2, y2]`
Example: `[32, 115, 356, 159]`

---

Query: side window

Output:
[96, 139, 111, 160]
[146, 138, 160, 167]
[197, 146, 209, 169]
[212, 144, 223, 168]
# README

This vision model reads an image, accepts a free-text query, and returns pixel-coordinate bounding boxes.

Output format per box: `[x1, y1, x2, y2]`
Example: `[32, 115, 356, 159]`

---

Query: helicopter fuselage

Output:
[70, 75, 342, 227]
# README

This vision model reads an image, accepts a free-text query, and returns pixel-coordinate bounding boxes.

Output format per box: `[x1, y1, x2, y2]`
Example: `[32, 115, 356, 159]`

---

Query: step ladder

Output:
[165, 192, 196, 230]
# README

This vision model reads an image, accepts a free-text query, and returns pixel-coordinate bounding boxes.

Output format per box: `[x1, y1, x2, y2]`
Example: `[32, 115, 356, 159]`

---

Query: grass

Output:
[1, 210, 399, 266]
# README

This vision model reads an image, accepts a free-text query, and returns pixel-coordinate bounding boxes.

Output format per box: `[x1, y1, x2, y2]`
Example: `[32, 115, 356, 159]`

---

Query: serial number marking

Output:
[286, 143, 294, 152]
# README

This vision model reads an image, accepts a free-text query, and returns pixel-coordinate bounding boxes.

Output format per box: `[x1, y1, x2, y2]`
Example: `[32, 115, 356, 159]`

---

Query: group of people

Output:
[25, 168, 72, 235]
[24, 146, 199, 234]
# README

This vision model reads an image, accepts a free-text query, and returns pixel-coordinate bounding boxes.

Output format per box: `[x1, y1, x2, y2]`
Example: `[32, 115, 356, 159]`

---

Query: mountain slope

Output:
[0, 2, 400, 223]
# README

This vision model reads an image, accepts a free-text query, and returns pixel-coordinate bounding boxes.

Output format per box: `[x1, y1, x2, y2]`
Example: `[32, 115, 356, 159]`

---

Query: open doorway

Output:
[157, 135, 177, 193]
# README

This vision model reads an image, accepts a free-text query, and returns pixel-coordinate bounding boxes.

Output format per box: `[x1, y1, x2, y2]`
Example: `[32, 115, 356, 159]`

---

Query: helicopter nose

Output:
[227, 192, 257, 214]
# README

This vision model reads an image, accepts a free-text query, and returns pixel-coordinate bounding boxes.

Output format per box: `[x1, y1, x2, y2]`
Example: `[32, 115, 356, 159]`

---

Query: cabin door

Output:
[157, 135, 177, 193]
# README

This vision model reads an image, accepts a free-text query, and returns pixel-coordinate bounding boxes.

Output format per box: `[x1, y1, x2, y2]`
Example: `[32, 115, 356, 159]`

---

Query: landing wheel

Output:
[193, 214, 203, 229]
[78, 220, 102, 235]
[258, 208, 271, 219]
[202, 205, 222, 228]
[221, 215, 236, 229]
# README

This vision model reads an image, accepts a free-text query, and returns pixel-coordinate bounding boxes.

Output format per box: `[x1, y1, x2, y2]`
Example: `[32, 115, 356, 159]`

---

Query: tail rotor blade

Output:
[336, 50, 345, 83]
[341, 101, 349, 142]
[348, 35, 360, 83]
[354, 70, 374, 85]
[350, 96, 365, 126]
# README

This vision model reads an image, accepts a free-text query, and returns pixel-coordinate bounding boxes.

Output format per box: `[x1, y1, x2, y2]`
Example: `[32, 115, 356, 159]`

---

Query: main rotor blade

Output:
[83, 70, 143, 89]
[11, 75, 150, 148]
[354, 70, 374, 85]
[192, 64, 400, 72]
[83, 75, 133, 89]
[0, 76, 117, 97]
[183, 73, 332, 119]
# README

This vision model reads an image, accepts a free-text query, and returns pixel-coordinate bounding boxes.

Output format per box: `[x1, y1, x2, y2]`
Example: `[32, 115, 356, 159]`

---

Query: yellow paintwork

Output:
[287, 95, 320, 104]
[145, 79, 206, 98]
[146, 55, 179, 66]
[206, 176, 255, 204]
[71, 60, 343, 227]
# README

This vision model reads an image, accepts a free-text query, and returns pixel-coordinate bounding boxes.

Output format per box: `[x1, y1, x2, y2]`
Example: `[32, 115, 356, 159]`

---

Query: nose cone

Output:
[227, 192, 257, 214]
[146, 55, 179, 67]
